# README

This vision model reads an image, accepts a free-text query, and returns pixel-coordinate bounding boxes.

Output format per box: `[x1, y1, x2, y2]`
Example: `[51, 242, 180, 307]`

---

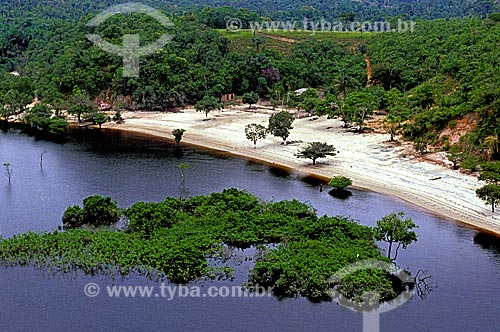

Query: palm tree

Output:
[484, 135, 499, 160]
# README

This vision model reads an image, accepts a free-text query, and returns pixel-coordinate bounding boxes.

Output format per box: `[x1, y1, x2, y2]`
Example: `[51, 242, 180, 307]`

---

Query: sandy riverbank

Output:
[103, 107, 500, 237]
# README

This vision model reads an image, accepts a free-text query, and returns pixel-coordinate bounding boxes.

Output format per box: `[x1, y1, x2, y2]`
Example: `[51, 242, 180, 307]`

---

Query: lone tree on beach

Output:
[476, 185, 500, 213]
[373, 212, 418, 261]
[94, 113, 108, 129]
[195, 95, 222, 118]
[172, 129, 187, 146]
[245, 123, 267, 149]
[476, 161, 500, 212]
[268, 111, 294, 144]
[242, 92, 259, 109]
[295, 142, 337, 165]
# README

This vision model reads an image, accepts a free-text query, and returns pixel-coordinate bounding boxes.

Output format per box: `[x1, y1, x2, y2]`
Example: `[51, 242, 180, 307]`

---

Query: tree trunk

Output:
[492, 202, 495, 213]
[393, 242, 402, 261]
[312, 159, 316, 165]
[387, 240, 393, 259]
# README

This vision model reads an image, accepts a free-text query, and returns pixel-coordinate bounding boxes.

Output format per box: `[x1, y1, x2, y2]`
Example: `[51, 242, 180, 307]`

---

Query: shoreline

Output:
[103, 109, 500, 238]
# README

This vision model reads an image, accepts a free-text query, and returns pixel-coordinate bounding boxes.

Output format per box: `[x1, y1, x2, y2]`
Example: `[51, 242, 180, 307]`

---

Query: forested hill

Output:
[0, 0, 498, 22]
[1, 0, 500, 167]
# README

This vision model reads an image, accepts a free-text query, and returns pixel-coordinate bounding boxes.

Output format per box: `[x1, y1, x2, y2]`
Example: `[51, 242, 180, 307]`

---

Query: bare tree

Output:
[3, 163, 12, 184]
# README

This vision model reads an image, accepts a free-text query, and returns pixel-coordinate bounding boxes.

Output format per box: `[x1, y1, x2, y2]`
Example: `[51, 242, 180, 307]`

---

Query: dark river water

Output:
[1, 128, 500, 332]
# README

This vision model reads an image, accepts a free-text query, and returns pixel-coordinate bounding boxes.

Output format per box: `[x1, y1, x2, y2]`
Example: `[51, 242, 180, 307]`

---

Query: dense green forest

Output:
[1, 2, 500, 163]
[0, 0, 498, 22]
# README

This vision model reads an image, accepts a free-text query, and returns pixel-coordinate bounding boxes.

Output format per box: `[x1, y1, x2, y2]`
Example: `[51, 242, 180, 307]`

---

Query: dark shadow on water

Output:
[268, 166, 291, 179]
[328, 189, 353, 200]
[474, 232, 500, 255]
[173, 146, 184, 158]
[302, 175, 323, 186]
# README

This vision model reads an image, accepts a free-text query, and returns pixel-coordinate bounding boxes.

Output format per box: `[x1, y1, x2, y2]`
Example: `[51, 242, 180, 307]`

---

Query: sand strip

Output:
[103, 108, 500, 237]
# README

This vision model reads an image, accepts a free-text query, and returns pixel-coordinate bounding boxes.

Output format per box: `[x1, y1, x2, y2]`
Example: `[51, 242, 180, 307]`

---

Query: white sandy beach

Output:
[103, 107, 500, 236]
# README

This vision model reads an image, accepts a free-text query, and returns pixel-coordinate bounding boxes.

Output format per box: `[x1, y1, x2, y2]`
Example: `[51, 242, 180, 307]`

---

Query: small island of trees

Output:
[0, 189, 418, 303]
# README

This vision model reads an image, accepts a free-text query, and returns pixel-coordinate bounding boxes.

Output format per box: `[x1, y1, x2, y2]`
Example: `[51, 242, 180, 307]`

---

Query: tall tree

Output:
[477, 161, 500, 212]
[476, 184, 500, 213]
[373, 212, 418, 261]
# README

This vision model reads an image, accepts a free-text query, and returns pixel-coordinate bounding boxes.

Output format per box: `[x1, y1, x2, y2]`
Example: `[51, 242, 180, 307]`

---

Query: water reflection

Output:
[268, 166, 291, 179]
[328, 189, 353, 200]
[474, 232, 500, 255]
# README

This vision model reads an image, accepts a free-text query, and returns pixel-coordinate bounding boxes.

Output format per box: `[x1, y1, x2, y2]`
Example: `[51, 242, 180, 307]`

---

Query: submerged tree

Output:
[296, 142, 337, 165]
[40, 151, 48, 169]
[245, 123, 267, 149]
[3, 162, 12, 184]
[327, 176, 353, 199]
[373, 212, 418, 261]
[177, 162, 191, 198]
[62, 195, 121, 229]
[328, 176, 352, 191]
[172, 129, 187, 147]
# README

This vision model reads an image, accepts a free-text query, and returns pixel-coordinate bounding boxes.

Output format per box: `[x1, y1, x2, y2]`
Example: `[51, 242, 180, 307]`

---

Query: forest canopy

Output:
[1, 2, 500, 162]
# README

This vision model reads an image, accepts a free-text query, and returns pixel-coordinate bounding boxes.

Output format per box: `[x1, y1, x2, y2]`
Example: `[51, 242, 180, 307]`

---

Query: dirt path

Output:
[259, 33, 297, 44]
